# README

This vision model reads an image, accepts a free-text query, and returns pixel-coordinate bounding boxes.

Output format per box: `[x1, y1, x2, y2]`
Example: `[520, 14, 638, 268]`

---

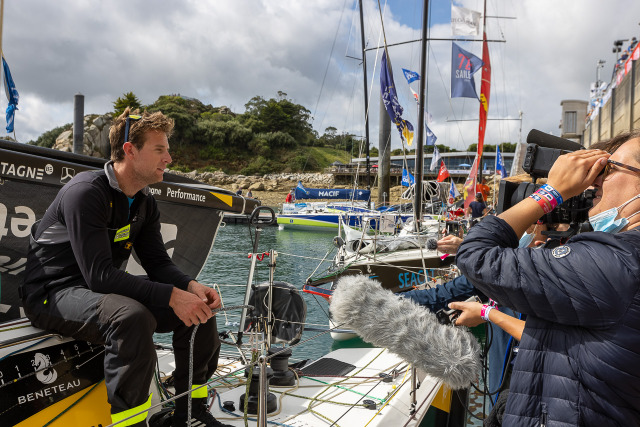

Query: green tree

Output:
[242, 93, 313, 145]
[28, 124, 72, 148]
[113, 92, 142, 117]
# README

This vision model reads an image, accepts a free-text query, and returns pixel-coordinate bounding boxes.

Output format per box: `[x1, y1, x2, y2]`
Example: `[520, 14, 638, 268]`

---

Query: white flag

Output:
[430, 145, 441, 171]
[451, 5, 481, 36]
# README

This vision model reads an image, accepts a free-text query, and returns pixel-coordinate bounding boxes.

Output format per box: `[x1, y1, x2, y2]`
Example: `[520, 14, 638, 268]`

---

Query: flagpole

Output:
[358, 0, 371, 209]
[411, 0, 429, 230]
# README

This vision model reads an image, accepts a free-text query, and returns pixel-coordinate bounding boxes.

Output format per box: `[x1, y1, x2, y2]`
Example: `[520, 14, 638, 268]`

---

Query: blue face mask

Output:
[589, 194, 640, 233]
[518, 232, 535, 248]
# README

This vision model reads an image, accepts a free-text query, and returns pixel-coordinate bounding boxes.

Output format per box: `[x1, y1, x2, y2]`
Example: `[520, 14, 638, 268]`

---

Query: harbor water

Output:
[156, 222, 351, 362]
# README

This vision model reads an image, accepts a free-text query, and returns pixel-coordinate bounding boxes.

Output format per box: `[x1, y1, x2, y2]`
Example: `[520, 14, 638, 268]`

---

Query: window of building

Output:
[564, 111, 577, 134]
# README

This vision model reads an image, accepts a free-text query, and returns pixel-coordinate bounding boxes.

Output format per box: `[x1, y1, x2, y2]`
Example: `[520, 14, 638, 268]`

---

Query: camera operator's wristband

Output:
[541, 184, 563, 205]
[529, 192, 554, 213]
[481, 305, 493, 322]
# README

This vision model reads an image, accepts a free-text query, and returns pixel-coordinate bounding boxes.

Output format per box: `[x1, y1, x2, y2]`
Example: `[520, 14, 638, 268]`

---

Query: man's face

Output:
[589, 138, 640, 220]
[131, 130, 172, 185]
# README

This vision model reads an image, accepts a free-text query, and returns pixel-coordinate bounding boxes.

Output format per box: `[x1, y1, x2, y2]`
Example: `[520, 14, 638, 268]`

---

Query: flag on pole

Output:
[402, 68, 420, 84]
[402, 168, 415, 187]
[496, 146, 508, 177]
[451, 43, 483, 99]
[381, 51, 414, 146]
[430, 145, 441, 171]
[451, 5, 481, 36]
[476, 31, 491, 158]
[426, 125, 437, 146]
[2, 56, 19, 134]
[409, 87, 420, 104]
[463, 156, 479, 209]
[448, 180, 460, 205]
[437, 160, 450, 182]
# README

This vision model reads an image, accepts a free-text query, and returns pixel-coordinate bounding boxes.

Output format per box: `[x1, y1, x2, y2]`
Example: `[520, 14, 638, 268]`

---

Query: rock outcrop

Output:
[53, 114, 113, 158]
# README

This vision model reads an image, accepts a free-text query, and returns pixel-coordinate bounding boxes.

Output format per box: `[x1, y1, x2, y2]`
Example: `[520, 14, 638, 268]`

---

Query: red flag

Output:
[437, 160, 450, 182]
[463, 156, 479, 209]
[476, 31, 491, 159]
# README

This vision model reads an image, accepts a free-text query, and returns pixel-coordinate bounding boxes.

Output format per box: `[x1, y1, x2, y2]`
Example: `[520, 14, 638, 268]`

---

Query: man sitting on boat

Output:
[456, 130, 640, 425]
[20, 108, 232, 427]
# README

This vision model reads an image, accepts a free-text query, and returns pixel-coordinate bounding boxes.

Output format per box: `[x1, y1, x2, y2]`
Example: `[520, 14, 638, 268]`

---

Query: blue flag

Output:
[496, 146, 508, 177]
[451, 43, 483, 99]
[402, 168, 415, 187]
[426, 125, 437, 146]
[402, 68, 420, 84]
[381, 51, 414, 145]
[3, 57, 19, 133]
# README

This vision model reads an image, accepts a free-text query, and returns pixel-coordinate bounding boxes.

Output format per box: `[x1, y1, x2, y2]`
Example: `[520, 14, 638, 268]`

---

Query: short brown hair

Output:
[109, 107, 174, 161]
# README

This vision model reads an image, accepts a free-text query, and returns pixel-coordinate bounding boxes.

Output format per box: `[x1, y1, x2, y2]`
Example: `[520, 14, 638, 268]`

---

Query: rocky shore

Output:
[168, 169, 408, 209]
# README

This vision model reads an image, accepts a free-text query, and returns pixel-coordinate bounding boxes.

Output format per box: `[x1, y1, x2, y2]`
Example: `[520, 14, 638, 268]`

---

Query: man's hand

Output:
[187, 281, 221, 310]
[169, 282, 221, 327]
[437, 235, 463, 254]
[448, 301, 484, 327]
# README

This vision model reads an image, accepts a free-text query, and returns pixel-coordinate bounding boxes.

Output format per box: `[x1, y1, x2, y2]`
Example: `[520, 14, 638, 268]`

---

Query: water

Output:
[157, 223, 348, 362]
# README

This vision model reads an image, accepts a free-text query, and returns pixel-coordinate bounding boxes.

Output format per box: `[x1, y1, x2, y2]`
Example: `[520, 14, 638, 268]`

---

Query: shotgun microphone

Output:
[526, 129, 584, 152]
[330, 275, 480, 389]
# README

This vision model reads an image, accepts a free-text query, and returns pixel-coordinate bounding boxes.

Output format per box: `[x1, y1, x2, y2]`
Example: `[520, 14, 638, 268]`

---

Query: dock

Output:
[223, 212, 278, 225]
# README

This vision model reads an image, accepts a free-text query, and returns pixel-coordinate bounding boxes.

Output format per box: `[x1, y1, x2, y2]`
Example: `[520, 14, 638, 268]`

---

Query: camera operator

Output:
[455, 130, 640, 426]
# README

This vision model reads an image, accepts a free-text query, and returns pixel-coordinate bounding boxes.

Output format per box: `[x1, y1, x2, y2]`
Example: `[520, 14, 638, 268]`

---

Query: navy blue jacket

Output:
[457, 215, 640, 426]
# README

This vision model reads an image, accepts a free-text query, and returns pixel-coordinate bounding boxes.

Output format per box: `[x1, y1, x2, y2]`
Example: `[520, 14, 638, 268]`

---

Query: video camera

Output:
[496, 130, 596, 240]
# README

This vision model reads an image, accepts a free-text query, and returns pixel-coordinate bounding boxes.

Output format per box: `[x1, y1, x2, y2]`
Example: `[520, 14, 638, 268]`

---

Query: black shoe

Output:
[172, 409, 235, 427]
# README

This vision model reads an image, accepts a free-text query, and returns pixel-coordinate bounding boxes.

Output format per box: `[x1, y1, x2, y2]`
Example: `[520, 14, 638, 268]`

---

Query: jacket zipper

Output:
[540, 402, 548, 427]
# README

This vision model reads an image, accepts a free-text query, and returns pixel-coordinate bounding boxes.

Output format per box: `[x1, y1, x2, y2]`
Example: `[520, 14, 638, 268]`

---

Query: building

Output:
[348, 150, 515, 185]
[578, 37, 640, 146]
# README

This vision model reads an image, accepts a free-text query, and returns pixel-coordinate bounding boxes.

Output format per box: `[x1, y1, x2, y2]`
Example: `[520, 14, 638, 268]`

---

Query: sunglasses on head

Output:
[600, 159, 640, 178]
[123, 114, 142, 144]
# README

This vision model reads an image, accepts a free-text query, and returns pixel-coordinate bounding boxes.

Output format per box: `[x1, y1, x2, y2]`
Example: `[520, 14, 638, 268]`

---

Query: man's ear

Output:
[122, 141, 135, 157]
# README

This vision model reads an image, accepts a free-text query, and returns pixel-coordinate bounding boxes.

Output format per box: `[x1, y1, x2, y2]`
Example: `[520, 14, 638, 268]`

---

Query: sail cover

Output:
[295, 181, 370, 201]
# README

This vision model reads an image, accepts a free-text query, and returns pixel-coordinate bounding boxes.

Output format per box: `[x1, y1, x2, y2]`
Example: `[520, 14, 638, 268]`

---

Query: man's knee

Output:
[97, 294, 157, 338]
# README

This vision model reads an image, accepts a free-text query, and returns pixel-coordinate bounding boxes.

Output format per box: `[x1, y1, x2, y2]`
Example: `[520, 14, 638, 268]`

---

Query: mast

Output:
[477, 0, 491, 183]
[358, 0, 371, 208]
[413, 0, 429, 226]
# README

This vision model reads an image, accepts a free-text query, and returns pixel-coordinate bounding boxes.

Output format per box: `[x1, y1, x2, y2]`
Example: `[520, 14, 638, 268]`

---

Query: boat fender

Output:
[349, 239, 373, 253]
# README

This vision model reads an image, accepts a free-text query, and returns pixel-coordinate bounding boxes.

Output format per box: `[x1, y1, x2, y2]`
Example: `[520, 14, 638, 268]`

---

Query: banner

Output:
[2, 56, 19, 134]
[402, 168, 415, 187]
[451, 43, 483, 99]
[462, 155, 479, 209]
[430, 145, 441, 171]
[476, 31, 491, 158]
[451, 5, 481, 36]
[437, 161, 450, 182]
[294, 181, 370, 201]
[496, 146, 508, 177]
[381, 51, 414, 146]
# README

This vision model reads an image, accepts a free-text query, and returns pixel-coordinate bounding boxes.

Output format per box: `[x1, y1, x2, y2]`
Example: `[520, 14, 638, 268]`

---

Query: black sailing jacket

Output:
[457, 215, 640, 426]
[22, 162, 191, 309]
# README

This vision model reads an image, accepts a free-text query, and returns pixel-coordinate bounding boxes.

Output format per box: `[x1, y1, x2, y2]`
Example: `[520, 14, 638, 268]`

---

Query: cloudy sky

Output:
[4, 0, 640, 152]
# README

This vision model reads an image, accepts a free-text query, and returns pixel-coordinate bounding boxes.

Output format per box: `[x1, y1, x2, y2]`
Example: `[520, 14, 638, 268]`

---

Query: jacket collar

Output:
[104, 160, 150, 196]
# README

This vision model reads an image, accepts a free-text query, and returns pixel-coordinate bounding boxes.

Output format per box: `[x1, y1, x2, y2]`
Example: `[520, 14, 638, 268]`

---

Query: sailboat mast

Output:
[413, 0, 429, 226]
[358, 0, 371, 208]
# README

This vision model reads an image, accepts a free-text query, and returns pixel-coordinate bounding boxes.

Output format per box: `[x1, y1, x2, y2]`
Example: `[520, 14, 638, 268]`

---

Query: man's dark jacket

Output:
[22, 162, 191, 309]
[456, 215, 640, 426]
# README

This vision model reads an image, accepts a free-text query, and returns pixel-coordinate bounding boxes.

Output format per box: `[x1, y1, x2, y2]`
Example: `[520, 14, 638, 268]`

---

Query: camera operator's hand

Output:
[497, 150, 609, 238]
[547, 150, 610, 200]
[437, 234, 463, 254]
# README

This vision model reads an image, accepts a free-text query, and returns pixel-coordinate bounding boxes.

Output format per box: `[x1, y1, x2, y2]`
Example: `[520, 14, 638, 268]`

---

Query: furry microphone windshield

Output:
[330, 275, 480, 390]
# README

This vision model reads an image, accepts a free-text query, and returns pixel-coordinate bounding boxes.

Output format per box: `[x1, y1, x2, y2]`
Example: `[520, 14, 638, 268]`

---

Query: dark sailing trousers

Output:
[24, 285, 221, 424]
